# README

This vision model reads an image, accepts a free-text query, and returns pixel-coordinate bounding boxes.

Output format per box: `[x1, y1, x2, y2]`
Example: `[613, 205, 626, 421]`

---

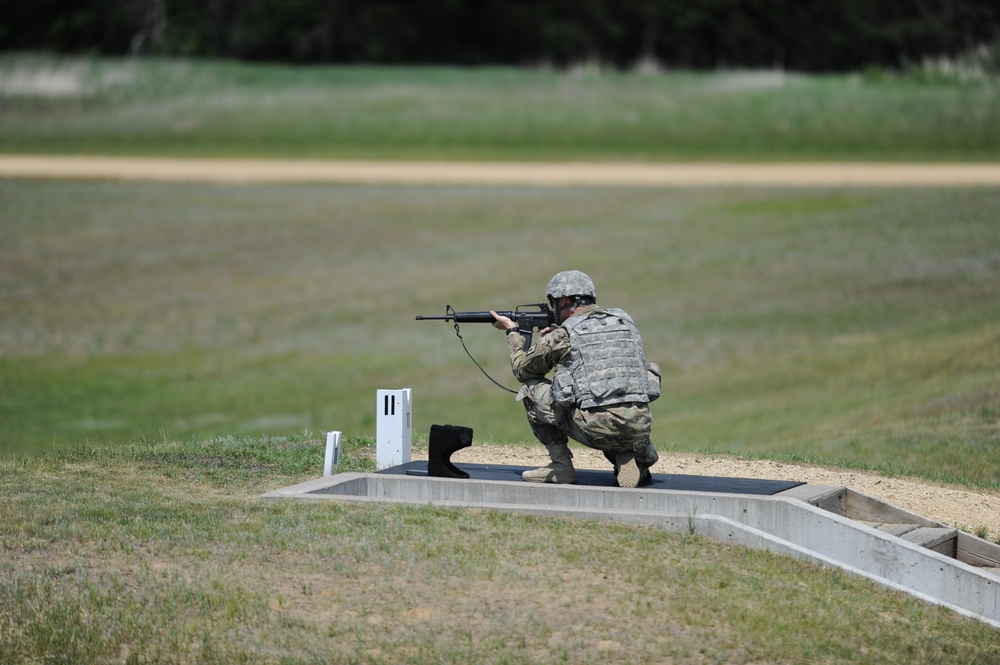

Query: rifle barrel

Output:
[416, 310, 513, 322]
[417, 307, 551, 325]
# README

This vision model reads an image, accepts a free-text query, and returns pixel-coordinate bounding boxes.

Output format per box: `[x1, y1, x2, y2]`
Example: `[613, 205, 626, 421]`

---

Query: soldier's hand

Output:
[489, 310, 516, 331]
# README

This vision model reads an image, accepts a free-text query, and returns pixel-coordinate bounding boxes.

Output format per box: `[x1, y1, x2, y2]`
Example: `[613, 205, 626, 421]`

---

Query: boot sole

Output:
[617, 457, 641, 488]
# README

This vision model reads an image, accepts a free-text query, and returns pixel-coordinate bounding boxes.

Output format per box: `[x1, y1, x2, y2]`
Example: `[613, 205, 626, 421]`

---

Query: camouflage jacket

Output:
[505, 304, 651, 408]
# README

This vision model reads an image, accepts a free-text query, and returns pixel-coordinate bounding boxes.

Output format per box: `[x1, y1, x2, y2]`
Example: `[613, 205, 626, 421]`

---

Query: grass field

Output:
[2, 179, 998, 488]
[1, 53, 1000, 161]
[2, 55, 1000, 660]
[3, 437, 1000, 664]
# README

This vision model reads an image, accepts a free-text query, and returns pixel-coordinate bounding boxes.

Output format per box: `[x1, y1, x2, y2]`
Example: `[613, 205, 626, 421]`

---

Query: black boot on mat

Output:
[427, 424, 473, 479]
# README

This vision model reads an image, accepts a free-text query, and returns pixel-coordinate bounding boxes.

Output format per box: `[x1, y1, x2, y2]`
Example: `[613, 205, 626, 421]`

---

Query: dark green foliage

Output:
[1, 0, 998, 72]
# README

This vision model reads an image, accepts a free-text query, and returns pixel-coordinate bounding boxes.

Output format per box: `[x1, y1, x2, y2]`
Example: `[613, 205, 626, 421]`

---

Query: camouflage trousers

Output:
[516, 378, 659, 468]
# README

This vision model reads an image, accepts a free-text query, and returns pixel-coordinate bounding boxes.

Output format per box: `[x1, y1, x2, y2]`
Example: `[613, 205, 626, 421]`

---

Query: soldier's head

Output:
[546, 270, 596, 322]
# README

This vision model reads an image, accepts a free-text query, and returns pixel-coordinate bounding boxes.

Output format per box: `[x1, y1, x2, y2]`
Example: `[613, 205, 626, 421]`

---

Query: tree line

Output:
[2, 0, 998, 72]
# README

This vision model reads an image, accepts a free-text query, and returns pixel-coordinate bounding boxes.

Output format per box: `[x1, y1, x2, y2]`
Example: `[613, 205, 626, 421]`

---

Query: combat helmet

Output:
[546, 270, 597, 301]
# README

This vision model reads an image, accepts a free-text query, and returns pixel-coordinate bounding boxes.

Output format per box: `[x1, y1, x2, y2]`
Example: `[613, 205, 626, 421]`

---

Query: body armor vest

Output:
[551, 308, 650, 409]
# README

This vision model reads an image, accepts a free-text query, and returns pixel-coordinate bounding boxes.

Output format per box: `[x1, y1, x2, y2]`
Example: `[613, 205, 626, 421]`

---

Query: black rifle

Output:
[416, 303, 556, 392]
[416, 303, 554, 348]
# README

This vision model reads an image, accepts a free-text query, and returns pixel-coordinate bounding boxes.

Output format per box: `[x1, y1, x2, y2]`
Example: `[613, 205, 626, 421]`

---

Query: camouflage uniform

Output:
[505, 303, 659, 471]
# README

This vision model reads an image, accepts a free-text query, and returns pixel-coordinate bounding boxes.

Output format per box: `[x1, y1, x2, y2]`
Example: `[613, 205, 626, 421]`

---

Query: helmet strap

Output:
[552, 296, 581, 322]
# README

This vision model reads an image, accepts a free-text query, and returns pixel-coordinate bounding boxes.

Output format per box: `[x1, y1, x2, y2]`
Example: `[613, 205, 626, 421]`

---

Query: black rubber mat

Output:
[378, 461, 804, 496]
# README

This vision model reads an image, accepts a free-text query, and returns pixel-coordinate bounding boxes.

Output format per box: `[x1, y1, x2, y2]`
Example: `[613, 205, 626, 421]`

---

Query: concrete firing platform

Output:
[380, 460, 805, 495]
[261, 468, 1000, 629]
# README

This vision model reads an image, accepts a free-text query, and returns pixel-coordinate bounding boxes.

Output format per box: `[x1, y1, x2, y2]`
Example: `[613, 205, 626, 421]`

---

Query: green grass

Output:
[1, 53, 999, 161]
[3, 56, 1000, 659]
[2, 437, 999, 664]
[1, 180, 998, 489]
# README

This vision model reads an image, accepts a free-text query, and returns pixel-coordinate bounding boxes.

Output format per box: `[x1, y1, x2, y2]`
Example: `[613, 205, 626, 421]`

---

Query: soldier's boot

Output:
[522, 443, 577, 484]
[615, 452, 642, 489]
[607, 449, 654, 487]
[636, 444, 658, 485]
[638, 465, 653, 485]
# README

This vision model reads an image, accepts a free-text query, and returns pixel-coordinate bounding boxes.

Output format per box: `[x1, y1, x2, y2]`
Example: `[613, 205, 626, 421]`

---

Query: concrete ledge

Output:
[261, 472, 1000, 629]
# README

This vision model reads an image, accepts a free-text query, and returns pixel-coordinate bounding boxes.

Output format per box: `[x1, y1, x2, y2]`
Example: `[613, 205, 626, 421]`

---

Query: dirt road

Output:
[3, 154, 1000, 186]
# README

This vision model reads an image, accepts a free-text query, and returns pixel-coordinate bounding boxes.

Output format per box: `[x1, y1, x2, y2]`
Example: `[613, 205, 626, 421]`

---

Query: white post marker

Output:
[376, 388, 412, 470]
[324, 431, 342, 477]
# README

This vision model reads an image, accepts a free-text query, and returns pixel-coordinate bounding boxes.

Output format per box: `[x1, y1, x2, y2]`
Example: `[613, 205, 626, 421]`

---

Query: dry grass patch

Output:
[3, 438, 1000, 664]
